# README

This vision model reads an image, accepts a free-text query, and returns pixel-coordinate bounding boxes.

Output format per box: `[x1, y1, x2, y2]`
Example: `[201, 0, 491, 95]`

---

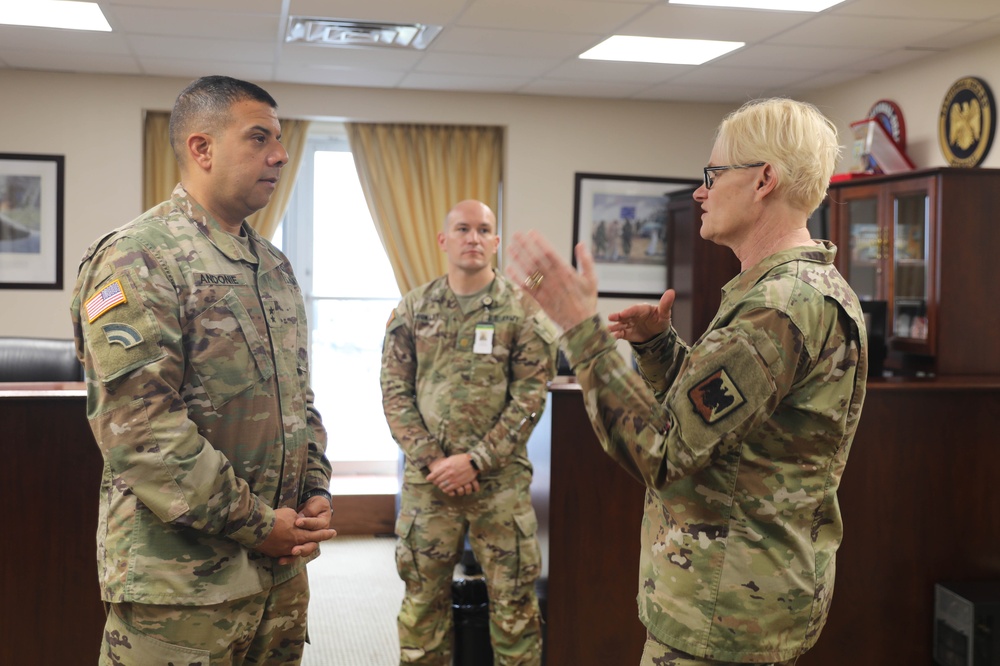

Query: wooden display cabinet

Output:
[826, 167, 1000, 376]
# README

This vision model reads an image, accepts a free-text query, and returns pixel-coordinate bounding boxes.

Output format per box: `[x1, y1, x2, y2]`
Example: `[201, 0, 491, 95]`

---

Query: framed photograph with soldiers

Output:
[0, 153, 65, 289]
[572, 172, 698, 299]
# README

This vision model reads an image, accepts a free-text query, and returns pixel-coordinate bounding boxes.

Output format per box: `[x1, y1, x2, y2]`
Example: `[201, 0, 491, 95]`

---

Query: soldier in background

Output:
[506, 98, 868, 666]
[380, 199, 558, 666]
[71, 75, 335, 665]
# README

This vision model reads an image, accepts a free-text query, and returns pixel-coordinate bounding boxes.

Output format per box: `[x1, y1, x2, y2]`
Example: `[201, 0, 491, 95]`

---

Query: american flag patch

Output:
[85, 279, 127, 323]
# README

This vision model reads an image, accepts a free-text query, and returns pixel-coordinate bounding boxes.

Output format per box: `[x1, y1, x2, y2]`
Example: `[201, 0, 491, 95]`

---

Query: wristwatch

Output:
[300, 487, 333, 508]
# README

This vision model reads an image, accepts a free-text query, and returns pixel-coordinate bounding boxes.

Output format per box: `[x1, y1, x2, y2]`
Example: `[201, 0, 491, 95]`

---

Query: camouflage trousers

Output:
[395, 466, 542, 666]
[640, 633, 799, 666]
[98, 569, 310, 666]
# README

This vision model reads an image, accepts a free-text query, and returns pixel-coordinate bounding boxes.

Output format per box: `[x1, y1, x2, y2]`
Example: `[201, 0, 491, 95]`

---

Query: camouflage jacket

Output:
[562, 242, 867, 662]
[381, 272, 558, 483]
[69, 184, 331, 605]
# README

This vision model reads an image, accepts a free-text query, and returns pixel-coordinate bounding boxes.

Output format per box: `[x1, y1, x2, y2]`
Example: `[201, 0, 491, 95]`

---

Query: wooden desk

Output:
[0, 382, 105, 665]
[545, 378, 1000, 665]
[545, 383, 646, 665]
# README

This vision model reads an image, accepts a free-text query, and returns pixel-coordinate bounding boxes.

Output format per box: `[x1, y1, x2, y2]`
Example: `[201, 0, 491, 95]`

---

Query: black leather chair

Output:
[0, 337, 85, 382]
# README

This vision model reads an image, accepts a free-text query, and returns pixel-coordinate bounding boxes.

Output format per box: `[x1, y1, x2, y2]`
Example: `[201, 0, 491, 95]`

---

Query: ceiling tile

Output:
[720, 44, 889, 70]
[457, 0, 649, 34]
[0, 26, 131, 54]
[544, 58, 689, 84]
[669, 65, 824, 90]
[274, 65, 408, 88]
[289, 0, 468, 24]
[0, 51, 142, 75]
[138, 57, 275, 82]
[632, 83, 752, 103]
[400, 71, 529, 93]
[769, 15, 967, 49]
[105, 6, 280, 40]
[519, 78, 652, 98]
[1, 0, 1000, 104]
[279, 43, 424, 70]
[416, 53, 560, 77]
[616, 4, 810, 41]
[107, 0, 282, 11]
[832, 0, 1000, 22]
[430, 27, 599, 59]
[127, 34, 274, 63]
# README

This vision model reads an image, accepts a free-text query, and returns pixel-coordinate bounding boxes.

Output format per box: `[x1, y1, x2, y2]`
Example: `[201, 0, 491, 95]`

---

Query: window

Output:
[276, 125, 400, 474]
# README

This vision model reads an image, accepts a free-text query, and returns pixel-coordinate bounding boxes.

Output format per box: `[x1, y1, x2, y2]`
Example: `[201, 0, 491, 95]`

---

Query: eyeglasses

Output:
[703, 162, 765, 190]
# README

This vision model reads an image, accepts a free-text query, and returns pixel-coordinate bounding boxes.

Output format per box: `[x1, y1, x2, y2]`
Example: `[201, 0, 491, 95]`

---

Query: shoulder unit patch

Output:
[688, 368, 746, 425]
[102, 323, 144, 349]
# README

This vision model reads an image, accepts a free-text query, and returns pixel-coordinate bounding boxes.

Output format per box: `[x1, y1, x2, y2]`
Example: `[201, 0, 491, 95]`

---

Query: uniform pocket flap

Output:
[395, 511, 417, 539]
[514, 510, 538, 537]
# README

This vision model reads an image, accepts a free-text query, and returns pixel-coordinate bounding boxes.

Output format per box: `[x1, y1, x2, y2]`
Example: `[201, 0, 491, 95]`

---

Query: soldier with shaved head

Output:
[381, 199, 558, 665]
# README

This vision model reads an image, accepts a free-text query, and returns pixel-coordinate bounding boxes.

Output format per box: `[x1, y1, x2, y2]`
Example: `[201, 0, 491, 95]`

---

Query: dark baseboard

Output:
[332, 493, 396, 536]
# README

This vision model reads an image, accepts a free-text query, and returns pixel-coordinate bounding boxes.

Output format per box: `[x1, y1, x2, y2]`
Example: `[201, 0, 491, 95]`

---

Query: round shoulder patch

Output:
[939, 76, 996, 167]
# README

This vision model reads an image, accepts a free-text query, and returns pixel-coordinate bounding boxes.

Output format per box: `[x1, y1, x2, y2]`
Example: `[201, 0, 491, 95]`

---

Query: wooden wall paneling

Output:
[545, 386, 646, 665]
[800, 380, 1000, 665]
[1, 391, 104, 665]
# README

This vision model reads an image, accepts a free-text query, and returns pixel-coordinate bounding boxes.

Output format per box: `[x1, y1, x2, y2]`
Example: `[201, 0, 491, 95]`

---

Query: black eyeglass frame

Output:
[703, 162, 766, 190]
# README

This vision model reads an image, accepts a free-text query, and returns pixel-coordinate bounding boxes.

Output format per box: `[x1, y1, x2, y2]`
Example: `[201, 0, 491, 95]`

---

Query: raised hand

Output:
[607, 289, 676, 344]
[507, 231, 598, 331]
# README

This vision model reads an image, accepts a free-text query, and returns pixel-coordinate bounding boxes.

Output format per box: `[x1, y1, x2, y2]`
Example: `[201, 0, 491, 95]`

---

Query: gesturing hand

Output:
[506, 231, 598, 332]
[607, 289, 676, 344]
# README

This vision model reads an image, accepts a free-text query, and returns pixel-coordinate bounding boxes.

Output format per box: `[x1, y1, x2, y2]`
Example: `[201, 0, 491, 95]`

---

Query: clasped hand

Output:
[257, 496, 337, 565]
[427, 454, 480, 496]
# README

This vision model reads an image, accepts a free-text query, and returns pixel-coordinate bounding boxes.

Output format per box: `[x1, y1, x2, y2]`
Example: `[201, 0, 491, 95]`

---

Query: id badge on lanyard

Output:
[474, 294, 495, 354]
[474, 323, 494, 354]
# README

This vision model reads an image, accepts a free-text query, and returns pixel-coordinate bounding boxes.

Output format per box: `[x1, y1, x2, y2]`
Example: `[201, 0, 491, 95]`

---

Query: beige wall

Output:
[806, 34, 1000, 172]
[4, 31, 1000, 338]
[0, 68, 728, 338]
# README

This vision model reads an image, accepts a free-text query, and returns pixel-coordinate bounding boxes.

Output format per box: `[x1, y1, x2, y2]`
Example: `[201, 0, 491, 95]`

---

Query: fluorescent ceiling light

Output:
[669, 0, 846, 11]
[580, 36, 743, 66]
[0, 0, 111, 31]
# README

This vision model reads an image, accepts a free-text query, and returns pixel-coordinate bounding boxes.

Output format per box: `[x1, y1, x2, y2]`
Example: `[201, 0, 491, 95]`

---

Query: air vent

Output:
[285, 17, 442, 50]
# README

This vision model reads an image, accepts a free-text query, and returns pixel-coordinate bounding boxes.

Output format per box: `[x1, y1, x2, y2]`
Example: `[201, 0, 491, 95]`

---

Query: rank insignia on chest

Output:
[688, 368, 746, 425]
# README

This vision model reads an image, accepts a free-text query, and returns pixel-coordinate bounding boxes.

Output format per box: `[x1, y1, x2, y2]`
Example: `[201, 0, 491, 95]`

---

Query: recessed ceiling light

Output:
[0, 1, 111, 31]
[669, 0, 846, 11]
[580, 36, 744, 66]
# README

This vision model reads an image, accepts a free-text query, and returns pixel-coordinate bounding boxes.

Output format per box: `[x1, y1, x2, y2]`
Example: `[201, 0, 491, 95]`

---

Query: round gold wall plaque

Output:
[939, 76, 996, 167]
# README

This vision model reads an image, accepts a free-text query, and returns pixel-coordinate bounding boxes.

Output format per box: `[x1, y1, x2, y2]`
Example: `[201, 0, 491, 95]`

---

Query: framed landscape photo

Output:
[0, 153, 65, 289]
[572, 172, 699, 298]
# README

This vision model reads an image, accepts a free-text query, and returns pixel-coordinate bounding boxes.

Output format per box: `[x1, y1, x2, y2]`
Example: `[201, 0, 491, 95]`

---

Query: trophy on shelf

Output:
[848, 99, 916, 175]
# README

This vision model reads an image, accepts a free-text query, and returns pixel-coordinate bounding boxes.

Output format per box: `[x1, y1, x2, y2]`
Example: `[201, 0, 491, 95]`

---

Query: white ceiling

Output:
[2, 0, 1000, 102]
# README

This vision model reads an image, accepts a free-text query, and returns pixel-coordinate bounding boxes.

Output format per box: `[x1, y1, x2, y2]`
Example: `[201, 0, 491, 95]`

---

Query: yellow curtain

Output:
[142, 111, 310, 240]
[143, 111, 179, 211]
[345, 123, 503, 294]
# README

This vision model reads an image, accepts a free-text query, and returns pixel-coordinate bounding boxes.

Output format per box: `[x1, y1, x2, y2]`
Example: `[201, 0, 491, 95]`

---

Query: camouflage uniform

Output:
[561, 243, 867, 664]
[381, 271, 558, 665]
[70, 184, 331, 663]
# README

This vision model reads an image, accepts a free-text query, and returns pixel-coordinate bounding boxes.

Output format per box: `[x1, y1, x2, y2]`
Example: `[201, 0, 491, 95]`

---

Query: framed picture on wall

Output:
[0, 153, 65, 290]
[572, 172, 699, 299]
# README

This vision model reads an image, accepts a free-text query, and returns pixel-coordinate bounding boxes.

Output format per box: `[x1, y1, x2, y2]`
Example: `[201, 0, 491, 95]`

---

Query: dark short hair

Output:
[168, 75, 278, 162]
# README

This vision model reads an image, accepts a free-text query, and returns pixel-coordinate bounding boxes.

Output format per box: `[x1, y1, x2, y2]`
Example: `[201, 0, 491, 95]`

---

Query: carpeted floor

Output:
[303, 535, 404, 666]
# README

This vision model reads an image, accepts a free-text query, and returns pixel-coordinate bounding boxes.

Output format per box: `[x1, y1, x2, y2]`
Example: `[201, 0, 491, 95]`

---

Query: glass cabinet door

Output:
[843, 194, 881, 301]
[891, 191, 930, 341]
